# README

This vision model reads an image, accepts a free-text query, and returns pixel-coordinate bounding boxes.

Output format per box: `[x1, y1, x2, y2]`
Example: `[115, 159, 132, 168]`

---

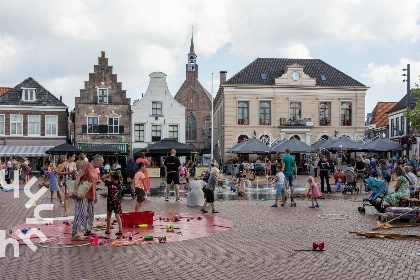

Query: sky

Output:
[1, 0, 420, 115]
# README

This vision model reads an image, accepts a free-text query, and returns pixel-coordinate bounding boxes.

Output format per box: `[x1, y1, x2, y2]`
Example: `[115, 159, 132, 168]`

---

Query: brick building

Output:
[0, 77, 68, 169]
[74, 51, 131, 156]
[174, 34, 212, 152]
[365, 102, 397, 139]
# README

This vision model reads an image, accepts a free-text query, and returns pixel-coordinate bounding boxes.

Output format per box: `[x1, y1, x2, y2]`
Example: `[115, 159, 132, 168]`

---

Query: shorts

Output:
[284, 173, 294, 187]
[357, 172, 364, 180]
[203, 188, 214, 203]
[167, 173, 179, 184]
[135, 188, 146, 203]
[337, 157, 342, 163]
[276, 183, 286, 196]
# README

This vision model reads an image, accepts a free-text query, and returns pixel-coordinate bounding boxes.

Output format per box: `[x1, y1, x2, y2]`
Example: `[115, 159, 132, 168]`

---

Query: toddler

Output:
[43, 163, 63, 204]
[101, 170, 123, 235]
[307, 176, 322, 208]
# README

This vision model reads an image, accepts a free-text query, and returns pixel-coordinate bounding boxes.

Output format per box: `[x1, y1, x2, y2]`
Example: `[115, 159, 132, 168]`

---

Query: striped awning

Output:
[0, 145, 54, 157]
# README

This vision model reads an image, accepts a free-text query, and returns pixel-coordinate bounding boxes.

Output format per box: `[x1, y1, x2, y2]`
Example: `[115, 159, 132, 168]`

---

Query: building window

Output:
[391, 119, 394, 137]
[259, 101, 271, 125]
[169, 125, 179, 141]
[28, 115, 41, 136]
[22, 88, 36, 101]
[134, 124, 145, 142]
[186, 114, 197, 141]
[319, 102, 331, 126]
[87, 116, 99, 134]
[151, 125, 161, 142]
[108, 117, 119, 134]
[98, 88, 108, 103]
[396, 117, 399, 134]
[401, 116, 405, 134]
[238, 101, 249, 125]
[152, 102, 162, 116]
[0, 115, 4, 135]
[340, 102, 352, 126]
[10, 114, 23, 135]
[290, 102, 301, 119]
[45, 115, 58, 136]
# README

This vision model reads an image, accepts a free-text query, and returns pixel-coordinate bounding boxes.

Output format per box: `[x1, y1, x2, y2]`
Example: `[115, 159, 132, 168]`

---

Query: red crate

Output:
[120, 211, 154, 227]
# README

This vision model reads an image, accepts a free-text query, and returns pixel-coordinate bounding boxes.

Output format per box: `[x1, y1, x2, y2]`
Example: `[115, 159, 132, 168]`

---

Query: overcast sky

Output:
[1, 0, 420, 115]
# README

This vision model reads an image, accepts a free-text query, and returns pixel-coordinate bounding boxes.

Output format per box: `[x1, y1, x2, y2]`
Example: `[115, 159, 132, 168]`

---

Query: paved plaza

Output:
[1, 175, 420, 280]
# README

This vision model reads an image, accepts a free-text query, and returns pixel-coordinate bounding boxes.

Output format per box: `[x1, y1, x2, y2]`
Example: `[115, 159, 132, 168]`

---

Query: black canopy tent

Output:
[322, 136, 366, 152]
[135, 138, 200, 157]
[45, 143, 82, 155]
[363, 137, 403, 152]
[273, 137, 315, 154]
[311, 138, 326, 150]
[85, 144, 122, 155]
[227, 137, 276, 154]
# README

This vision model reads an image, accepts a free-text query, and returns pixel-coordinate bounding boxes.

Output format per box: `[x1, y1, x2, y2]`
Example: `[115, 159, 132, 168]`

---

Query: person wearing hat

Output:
[335, 145, 346, 171]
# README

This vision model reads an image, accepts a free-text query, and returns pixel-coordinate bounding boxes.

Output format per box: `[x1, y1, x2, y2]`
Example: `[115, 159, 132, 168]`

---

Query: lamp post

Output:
[403, 64, 411, 156]
[211, 73, 214, 163]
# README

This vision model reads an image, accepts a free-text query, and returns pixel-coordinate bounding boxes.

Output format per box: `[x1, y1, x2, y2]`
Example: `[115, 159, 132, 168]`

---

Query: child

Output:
[101, 170, 123, 235]
[43, 163, 63, 204]
[271, 165, 286, 207]
[307, 176, 321, 208]
[134, 162, 147, 212]
[201, 168, 226, 213]
[185, 169, 190, 189]
[382, 165, 391, 189]
[180, 163, 186, 180]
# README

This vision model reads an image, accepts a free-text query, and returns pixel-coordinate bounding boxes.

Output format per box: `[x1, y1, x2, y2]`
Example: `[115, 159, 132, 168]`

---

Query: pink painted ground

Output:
[9, 212, 233, 247]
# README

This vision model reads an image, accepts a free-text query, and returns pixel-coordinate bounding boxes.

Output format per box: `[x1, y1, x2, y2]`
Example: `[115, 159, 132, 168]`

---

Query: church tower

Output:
[175, 30, 212, 153]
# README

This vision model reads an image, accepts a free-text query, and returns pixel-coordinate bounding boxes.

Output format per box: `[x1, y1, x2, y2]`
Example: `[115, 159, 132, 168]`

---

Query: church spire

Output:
[190, 26, 195, 54]
[187, 26, 197, 72]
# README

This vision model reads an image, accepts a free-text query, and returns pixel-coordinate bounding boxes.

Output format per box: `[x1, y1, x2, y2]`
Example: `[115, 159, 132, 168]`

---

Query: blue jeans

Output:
[284, 173, 294, 187]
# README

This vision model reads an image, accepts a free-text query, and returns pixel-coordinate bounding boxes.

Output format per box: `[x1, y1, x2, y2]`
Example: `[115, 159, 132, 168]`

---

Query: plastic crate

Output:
[120, 211, 154, 227]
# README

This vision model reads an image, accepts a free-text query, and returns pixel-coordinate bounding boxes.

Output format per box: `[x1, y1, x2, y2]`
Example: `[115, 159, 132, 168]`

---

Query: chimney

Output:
[220, 71, 227, 84]
[101, 51, 105, 58]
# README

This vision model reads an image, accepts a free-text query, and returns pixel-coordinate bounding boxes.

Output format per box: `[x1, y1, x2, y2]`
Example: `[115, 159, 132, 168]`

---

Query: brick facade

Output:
[75, 52, 131, 153]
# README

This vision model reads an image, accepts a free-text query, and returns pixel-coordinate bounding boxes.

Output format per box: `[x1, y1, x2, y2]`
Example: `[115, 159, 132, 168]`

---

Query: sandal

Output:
[212, 210, 219, 213]
[200, 209, 208, 213]
[104, 230, 111, 234]
[63, 213, 68, 217]
[71, 232, 81, 239]
[84, 232, 97, 237]
[115, 231, 123, 235]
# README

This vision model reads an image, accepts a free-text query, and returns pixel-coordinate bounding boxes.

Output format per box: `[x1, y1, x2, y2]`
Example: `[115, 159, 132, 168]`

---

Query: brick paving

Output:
[1, 175, 420, 279]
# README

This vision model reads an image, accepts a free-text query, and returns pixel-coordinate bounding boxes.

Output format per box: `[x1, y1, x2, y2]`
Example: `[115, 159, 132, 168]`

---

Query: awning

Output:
[0, 145, 54, 157]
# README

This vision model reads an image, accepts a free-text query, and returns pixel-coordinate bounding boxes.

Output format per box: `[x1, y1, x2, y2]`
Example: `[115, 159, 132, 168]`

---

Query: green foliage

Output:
[404, 81, 420, 129]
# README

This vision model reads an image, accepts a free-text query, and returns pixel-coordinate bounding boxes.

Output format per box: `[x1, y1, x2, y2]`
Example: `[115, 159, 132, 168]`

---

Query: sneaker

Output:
[315, 205, 319, 208]
[60, 201, 64, 205]
[309, 205, 315, 208]
[212, 210, 219, 213]
[176, 197, 181, 201]
[165, 197, 169, 201]
[200, 209, 208, 213]
[281, 203, 285, 207]
[271, 204, 278, 207]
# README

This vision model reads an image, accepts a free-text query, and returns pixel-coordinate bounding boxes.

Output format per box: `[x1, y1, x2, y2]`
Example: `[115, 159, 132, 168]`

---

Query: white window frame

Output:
[28, 115, 41, 136]
[168, 125, 179, 141]
[151, 124, 162, 142]
[0, 114, 5, 135]
[98, 88, 108, 103]
[152, 102, 162, 116]
[45, 115, 58, 136]
[10, 114, 23, 136]
[21, 88, 36, 102]
[108, 117, 119, 134]
[134, 123, 145, 142]
[87, 116, 99, 134]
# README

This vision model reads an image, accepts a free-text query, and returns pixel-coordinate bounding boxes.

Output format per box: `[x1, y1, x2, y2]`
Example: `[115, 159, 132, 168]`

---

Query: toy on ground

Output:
[376, 207, 420, 229]
[350, 231, 420, 239]
[358, 177, 388, 214]
[289, 242, 325, 257]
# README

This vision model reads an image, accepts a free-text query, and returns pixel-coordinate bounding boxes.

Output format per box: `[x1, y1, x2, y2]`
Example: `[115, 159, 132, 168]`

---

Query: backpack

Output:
[125, 159, 139, 179]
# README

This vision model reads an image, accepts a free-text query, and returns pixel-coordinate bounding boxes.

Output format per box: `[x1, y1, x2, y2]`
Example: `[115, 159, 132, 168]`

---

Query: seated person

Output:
[404, 166, 418, 198]
[385, 166, 411, 206]
[187, 176, 206, 207]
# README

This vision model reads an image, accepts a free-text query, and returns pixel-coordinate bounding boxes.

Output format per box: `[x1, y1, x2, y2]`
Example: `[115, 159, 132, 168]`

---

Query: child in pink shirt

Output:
[134, 162, 147, 212]
[307, 176, 322, 208]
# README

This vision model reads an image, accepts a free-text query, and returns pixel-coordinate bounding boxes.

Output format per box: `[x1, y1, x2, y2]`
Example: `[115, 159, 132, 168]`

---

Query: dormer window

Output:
[98, 88, 108, 103]
[22, 88, 36, 102]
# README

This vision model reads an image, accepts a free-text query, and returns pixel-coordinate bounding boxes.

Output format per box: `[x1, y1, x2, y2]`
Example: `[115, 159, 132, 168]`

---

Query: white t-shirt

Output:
[276, 172, 285, 184]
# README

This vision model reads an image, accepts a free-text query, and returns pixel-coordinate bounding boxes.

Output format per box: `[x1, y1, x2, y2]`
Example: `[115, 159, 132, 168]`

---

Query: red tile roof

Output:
[370, 102, 398, 127]
[0, 87, 11, 96]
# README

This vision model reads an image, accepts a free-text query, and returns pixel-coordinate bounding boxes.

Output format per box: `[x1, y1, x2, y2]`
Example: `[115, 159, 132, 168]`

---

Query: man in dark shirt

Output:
[164, 149, 181, 201]
[355, 158, 366, 191]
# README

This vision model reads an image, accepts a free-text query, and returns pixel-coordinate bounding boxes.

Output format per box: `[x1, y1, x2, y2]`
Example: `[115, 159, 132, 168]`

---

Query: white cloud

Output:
[0, 36, 25, 75]
[282, 43, 312, 59]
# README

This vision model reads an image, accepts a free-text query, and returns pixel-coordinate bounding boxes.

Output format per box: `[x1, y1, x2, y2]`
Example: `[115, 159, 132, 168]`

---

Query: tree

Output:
[403, 79, 420, 129]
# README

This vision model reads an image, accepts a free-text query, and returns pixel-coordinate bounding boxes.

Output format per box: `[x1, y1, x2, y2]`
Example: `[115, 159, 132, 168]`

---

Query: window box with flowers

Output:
[399, 134, 417, 146]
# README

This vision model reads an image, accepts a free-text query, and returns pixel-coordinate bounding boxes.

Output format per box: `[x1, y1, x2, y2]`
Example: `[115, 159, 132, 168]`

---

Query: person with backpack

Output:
[125, 158, 139, 192]
[136, 152, 150, 195]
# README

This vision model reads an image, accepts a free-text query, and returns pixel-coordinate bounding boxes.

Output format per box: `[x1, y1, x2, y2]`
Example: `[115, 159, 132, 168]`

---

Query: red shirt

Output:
[80, 163, 97, 200]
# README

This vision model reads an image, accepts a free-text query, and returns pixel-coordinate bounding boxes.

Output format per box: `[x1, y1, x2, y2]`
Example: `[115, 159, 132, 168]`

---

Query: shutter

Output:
[82, 125, 87, 133]
[99, 125, 108, 133]
[93, 96, 98, 103]
[119, 126, 124, 133]
[108, 96, 112, 103]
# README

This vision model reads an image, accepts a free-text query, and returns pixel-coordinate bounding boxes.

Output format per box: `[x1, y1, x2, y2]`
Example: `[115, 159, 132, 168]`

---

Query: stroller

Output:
[343, 166, 359, 194]
[358, 177, 388, 214]
[120, 167, 137, 199]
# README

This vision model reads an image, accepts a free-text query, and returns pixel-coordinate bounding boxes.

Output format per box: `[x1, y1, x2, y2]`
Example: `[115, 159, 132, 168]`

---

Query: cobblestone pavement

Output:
[1, 176, 420, 280]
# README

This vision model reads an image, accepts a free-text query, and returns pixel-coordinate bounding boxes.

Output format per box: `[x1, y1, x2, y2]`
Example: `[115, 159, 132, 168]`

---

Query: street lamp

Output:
[211, 73, 214, 163]
[403, 64, 411, 156]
